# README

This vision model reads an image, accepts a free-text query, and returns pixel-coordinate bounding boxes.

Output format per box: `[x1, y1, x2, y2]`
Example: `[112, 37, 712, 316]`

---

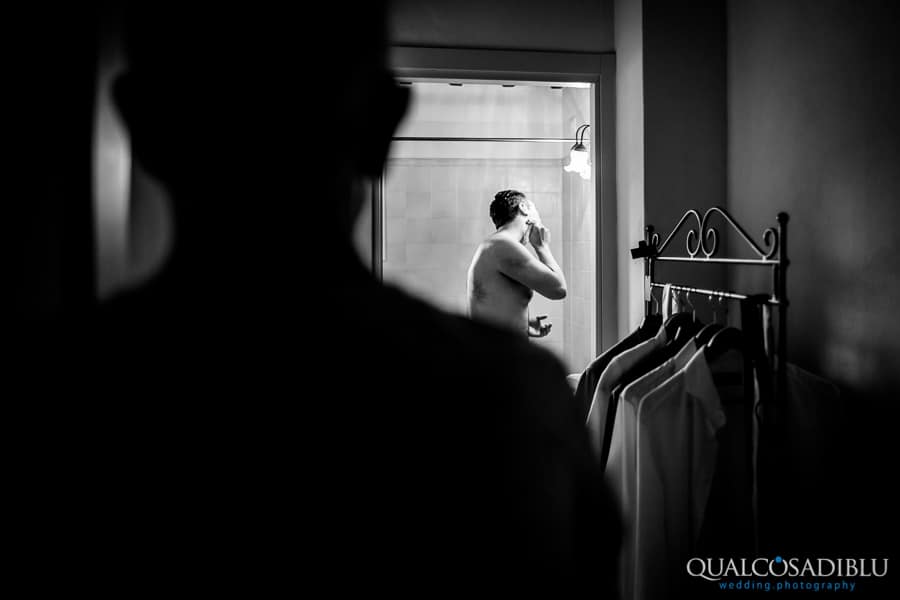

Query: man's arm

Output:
[529, 222, 567, 297]
[495, 237, 567, 300]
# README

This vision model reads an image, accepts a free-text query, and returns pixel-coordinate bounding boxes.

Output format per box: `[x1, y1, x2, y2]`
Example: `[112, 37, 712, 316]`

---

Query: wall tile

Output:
[405, 191, 431, 218]
[384, 190, 408, 218]
[571, 298, 587, 329]
[406, 166, 431, 192]
[417, 243, 460, 269]
[455, 243, 478, 269]
[534, 166, 561, 193]
[384, 243, 405, 267]
[543, 215, 563, 237]
[431, 190, 457, 219]
[484, 167, 509, 191]
[573, 241, 592, 274]
[459, 191, 489, 218]
[457, 165, 485, 195]
[430, 165, 459, 194]
[507, 167, 532, 193]
[405, 219, 429, 243]
[406, 218, 457, 243]
[572, 206, 594, 242]
[385, 163, 411, 195]
[435, 219, 460, 244]
[530, 192, 558, 218]
[571, 271, 590, 300]
[481, 185, 502, 205]
[458, 218, 487, 244]
[386, 217, 406, 244]
[571, 330, 591, 373]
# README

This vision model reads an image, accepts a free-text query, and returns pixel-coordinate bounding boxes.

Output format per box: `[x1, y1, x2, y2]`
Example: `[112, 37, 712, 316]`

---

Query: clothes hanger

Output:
[663, 311, 694, 341]
[637, 290, 663, 338]
[663, 292, 704, 354]
[703, 325, 745, 364]
[683, 290, 697, 321]
[690, 292, 723, 346]
[694, 322, 725, 347]
[671, 322, 699, 348]
[638, 313, 663, 339]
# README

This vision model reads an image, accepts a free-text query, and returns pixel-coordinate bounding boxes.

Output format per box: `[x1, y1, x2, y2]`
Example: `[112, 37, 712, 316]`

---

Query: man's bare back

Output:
[468, 231, 535, 334]
[466, 195, 567, 336]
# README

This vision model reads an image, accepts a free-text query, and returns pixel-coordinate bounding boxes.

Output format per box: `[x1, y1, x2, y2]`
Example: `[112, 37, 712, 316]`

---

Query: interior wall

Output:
[614, 0, 645, 339]
[390, 0, 614, 53]
[613, 0, 728, 337]
[727, 0, 900, 560]
[642, 1, 727, 299]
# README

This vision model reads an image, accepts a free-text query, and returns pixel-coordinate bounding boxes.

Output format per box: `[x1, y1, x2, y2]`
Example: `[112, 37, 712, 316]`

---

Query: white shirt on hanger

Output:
[604, 339, 700, 600]
[633, 348, 730, 600]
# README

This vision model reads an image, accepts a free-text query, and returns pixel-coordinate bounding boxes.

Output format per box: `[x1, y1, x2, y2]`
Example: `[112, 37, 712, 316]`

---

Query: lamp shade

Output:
[564, 142, 591, 180]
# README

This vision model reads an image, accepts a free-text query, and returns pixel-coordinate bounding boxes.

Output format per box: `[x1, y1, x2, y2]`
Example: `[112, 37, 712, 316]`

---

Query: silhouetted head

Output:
[112, 3, 409, 267]
[490, 189, 533, 229]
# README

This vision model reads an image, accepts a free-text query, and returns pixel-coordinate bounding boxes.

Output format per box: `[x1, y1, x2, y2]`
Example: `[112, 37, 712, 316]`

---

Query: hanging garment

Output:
[632, 349, 726, 600]
[613, 314, 703, 403]
[598, 316, 704, 475]
[661, 283, 673, 321]
[573, 314, 661, 422]
[585, 330, 666, 466]
[632, 346, 755, 600]
[604, 338, 700, 600]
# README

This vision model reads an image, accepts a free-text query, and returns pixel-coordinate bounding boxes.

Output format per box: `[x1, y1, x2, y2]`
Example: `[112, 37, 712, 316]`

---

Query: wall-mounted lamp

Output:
[563, 124, 591, 180]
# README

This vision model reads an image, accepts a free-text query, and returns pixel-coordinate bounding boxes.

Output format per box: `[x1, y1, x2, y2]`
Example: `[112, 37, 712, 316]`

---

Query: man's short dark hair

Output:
[490, 190, 527, 229]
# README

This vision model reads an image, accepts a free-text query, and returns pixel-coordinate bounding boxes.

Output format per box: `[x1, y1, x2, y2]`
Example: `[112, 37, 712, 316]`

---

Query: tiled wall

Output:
[561, 171, 595, 374]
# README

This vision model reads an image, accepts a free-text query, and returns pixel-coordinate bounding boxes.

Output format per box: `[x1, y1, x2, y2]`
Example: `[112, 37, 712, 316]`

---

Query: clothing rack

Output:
[630, 206, 789, 415]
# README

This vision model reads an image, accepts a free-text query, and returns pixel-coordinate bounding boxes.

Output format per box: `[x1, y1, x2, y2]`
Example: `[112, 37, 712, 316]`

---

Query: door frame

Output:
[370, 46, 617, 354]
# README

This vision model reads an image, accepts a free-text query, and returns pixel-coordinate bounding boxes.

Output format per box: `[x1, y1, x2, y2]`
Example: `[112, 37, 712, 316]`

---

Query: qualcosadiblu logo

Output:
[686, 556, 889, 582]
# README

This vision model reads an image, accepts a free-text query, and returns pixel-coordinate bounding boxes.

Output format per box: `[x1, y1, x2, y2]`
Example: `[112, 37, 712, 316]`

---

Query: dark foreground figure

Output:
[11, 3, 620, 594]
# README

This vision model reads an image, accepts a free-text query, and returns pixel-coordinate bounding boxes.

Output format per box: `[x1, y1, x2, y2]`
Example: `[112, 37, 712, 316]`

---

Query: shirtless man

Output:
[467, 189, 567, 337]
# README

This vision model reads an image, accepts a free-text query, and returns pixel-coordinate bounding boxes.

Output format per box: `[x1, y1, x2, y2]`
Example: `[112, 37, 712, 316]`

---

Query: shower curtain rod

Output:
[392, 136, 586, 144]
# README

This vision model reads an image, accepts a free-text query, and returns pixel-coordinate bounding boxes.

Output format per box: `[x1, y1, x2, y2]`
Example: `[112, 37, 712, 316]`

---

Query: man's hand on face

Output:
[523, 201, 550, 248]
[528, 222, 550, 248]
[528, 315, 552, 338]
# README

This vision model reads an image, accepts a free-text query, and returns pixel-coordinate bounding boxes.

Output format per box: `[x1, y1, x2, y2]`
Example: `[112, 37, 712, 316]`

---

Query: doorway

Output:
[353, 47, 616, 372]
[373, 78, 594, 371]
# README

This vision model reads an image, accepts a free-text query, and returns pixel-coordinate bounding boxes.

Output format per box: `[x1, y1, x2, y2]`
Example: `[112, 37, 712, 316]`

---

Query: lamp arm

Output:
[577, 123, 591, 144]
